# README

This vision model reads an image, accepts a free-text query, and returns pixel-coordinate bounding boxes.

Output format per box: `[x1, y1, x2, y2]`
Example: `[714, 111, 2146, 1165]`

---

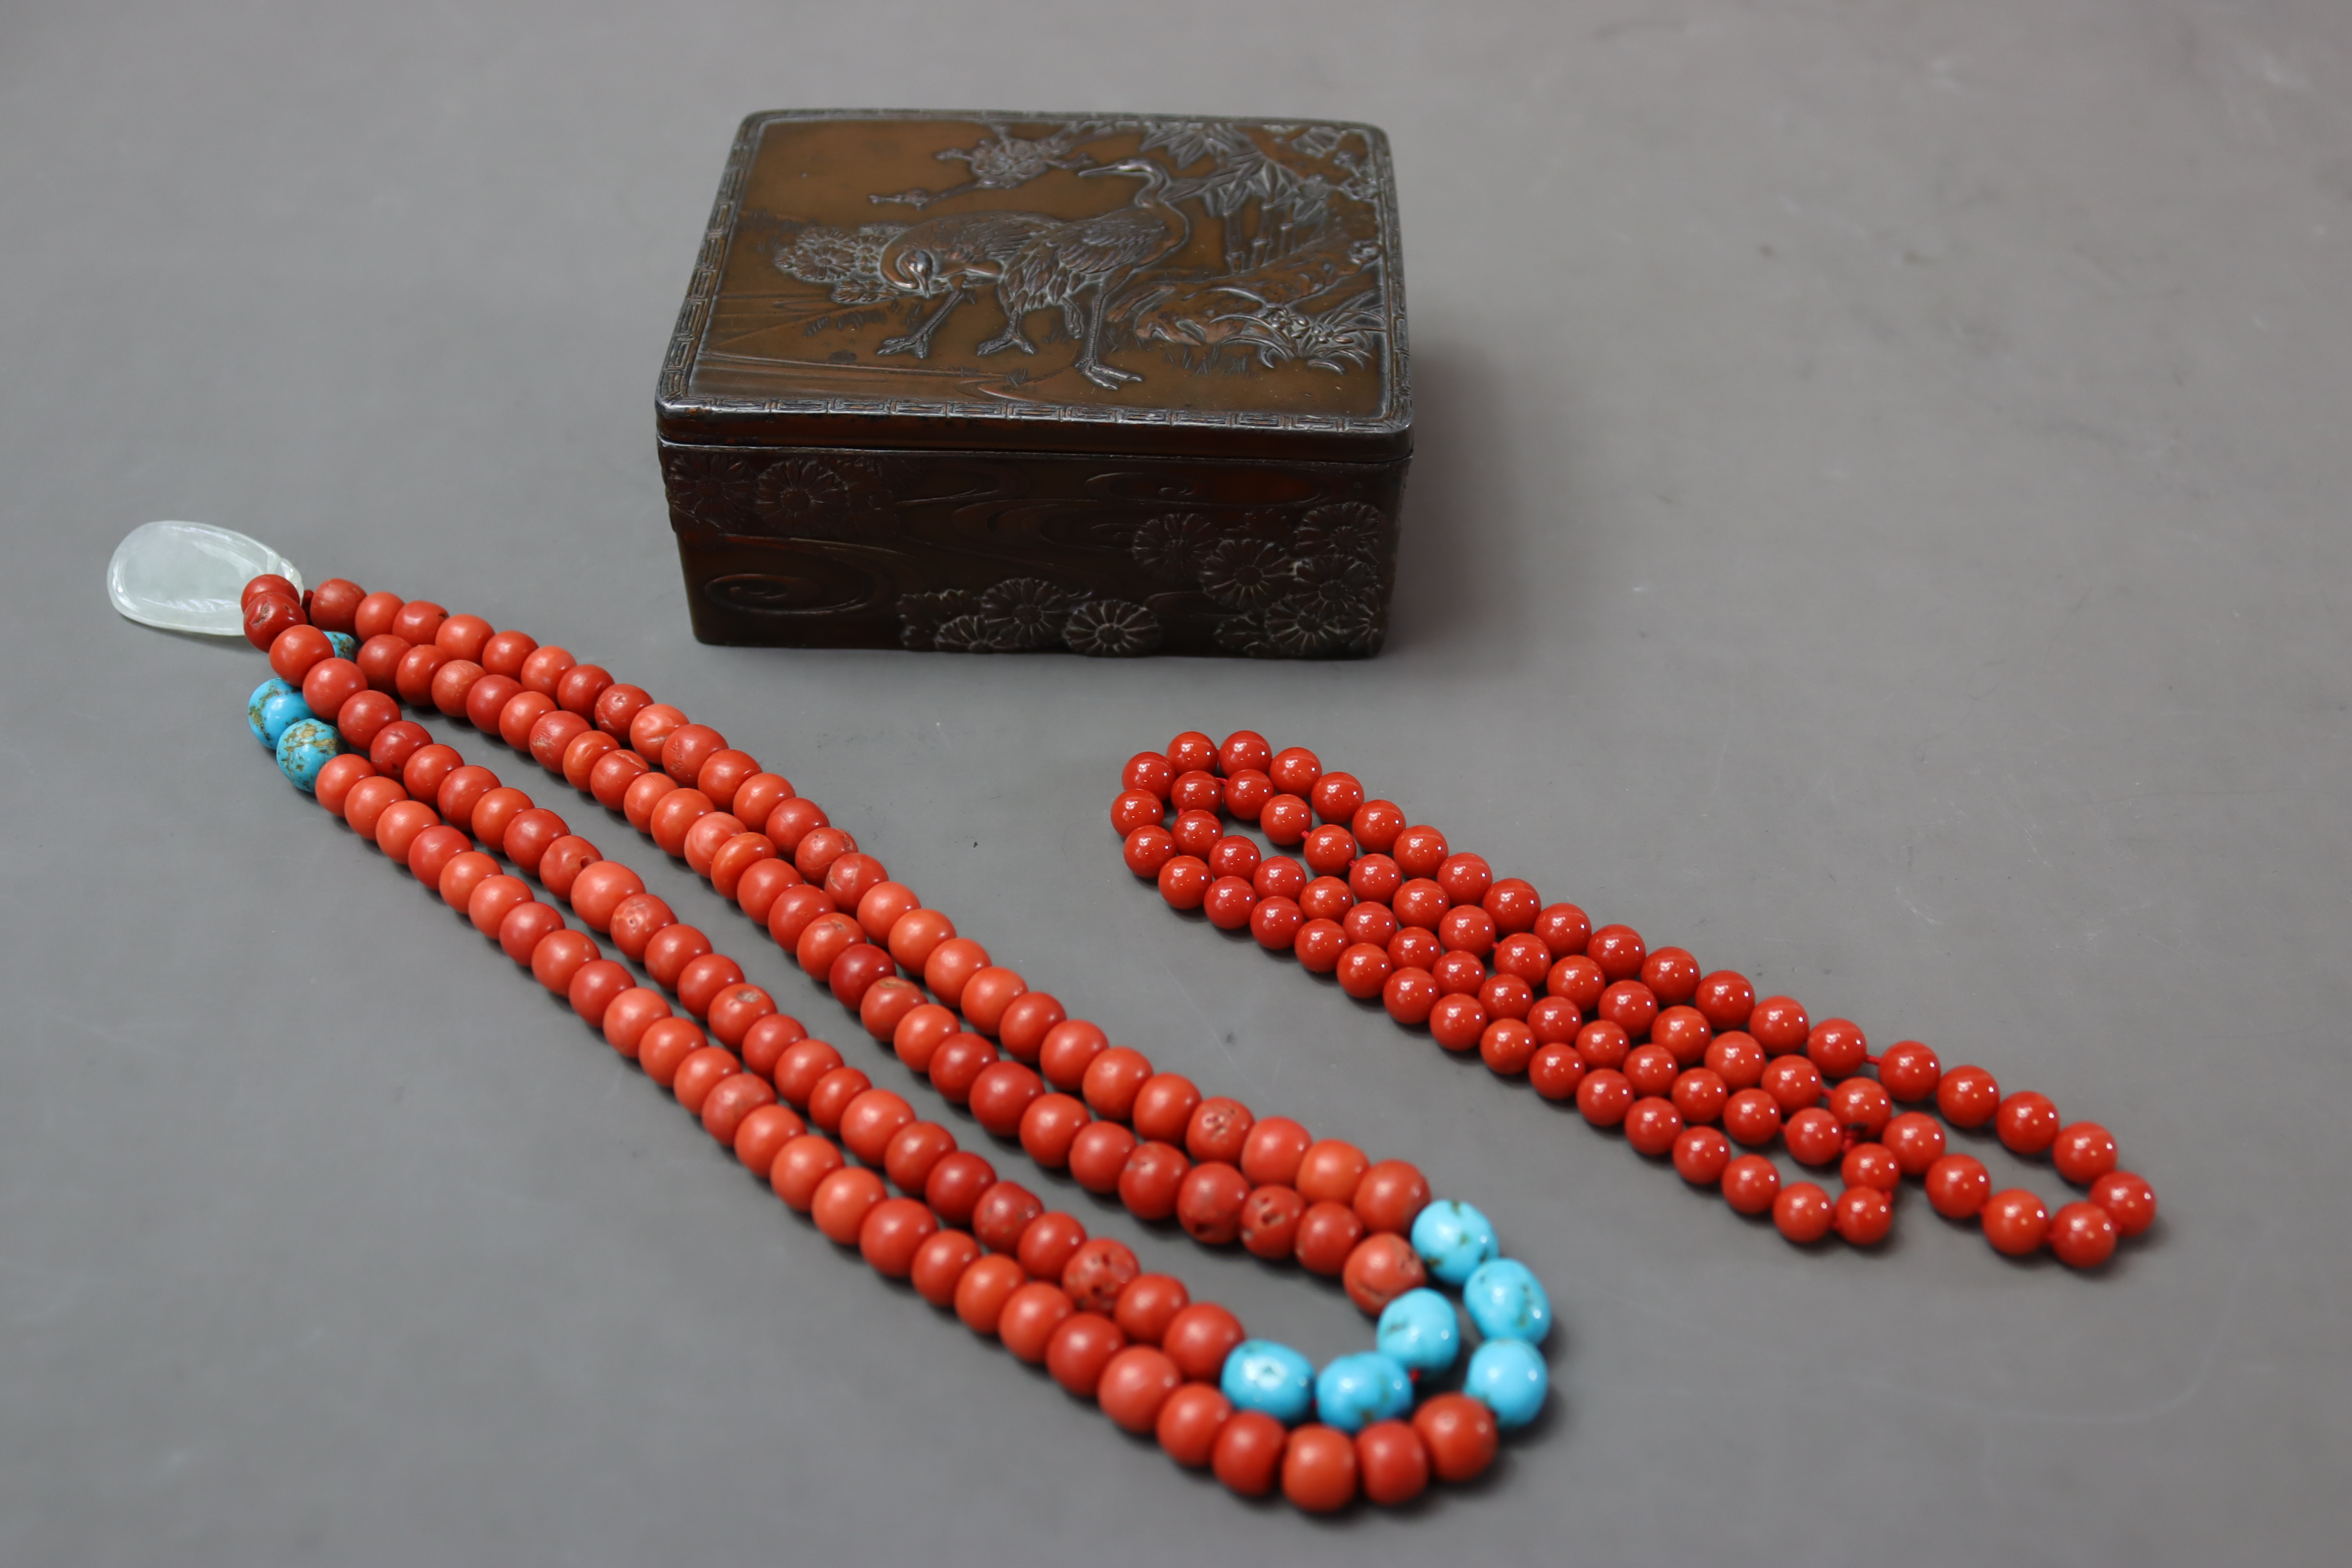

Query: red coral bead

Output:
[1881, 1112, 1947, 1176]
[1213, 1411, 1287, 1498]
[1118, 1142, 1191, 1220]
[1672, 1126, 1732, 1185]
[1784, 1107, 1843, 1166]
[923, 1152, 997, 1228]
[1982, 1189, 2050, 1256]
[1760, 1056, 1823, 1113]
[1429, 994, 1487, 1051]
[1721, 1154, 1781, 1214]
[2090, 1171, 2157, 1236]
[1722, 1087, 1783, 1146]
[2049, 1200, 2118, 1269]
[1749, 995, 1810, 1053]
[1840, 1142, 1902, 1193]
[1240, 1118, 1311, 1187]
[1158, 1383, 1233, 1468]
[1624, 1044, 1678, 1097]
[1239, 1185, 1306, 1259]
[910, 1230, 982, 1307]
[1217, 730, 1272, 776]
[1017, 1212, 1089, 1283]
[1097, 1345, 1183, 1433]
[1294, 1202, 1364, 1276]
[1163, 1303, 1246, 1383]
[1878, 1040, 1942, 1100]
[952, 1255, 1025, 1333]
[1774, 1182, 1834, 1244]
[2051, 1122, 2118, 1185]
[1061, 1237, 1141, 1314]
[1670, 1067, 1728, 1124]
[1577, 1069, 1634, 1128]
[1341, 1233, 1426, 1314]
[1589, 923, 1646, 982]
[1122, 750, 1175, 799]
[1995, 1091, 2062, 1156]
[1412, 1394, 1498, 1484]
[1937, 1065, 2001, 1128]
[243, 594, 304, 651]
[1282, 1425, 1360, 1513]
[1175, 1161, 1250, 1245]
[1833, 1186, 1894, 1246]
[1807, 1018, 1868, 1077]
[1623, 1097, 1684, 1158]
[1184, 1097, 1255, 1165]
[1114, 1273, 1189, 1347]
[1576, 1020, 1629, 1071]
[1528, 1042, 1585, 1100]
[1131, 1073, 1201, 1145]
[998, 1283, 1076, 1364]
[1829, 1077, 1893, 1138]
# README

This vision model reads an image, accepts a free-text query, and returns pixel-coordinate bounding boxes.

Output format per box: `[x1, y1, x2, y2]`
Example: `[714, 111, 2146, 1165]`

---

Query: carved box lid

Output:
[657, 110, 1410, 463]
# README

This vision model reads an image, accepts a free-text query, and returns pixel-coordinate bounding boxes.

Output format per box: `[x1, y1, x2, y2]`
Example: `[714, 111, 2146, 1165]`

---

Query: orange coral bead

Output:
[1282, 1425, 1360, 1513]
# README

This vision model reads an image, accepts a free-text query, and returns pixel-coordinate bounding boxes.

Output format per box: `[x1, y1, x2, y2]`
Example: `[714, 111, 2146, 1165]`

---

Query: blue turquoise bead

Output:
[275, 718, 345, 794]
[1409, 1199, 1498, 1285]
[1464, 1258, 1553, 1344]
[1314, 1352, 1413, 1435]
[325, 631, 357, 659]
[247, 678, 309, 747]
[1220, 1340, 1315, 1425]
[1465, 1338, 1548, 1429]
[1375, 1288, 1461, 1374]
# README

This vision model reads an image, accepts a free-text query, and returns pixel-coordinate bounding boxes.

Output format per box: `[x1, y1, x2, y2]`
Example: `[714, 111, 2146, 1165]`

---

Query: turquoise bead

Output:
[1374, 1287, 1461, 1374]
[325, 631, 357, 659]
[1314, 1351, 1413, 1435]
[1409, 1199, 1498, 1285]
[1220, 1340, 1314, 1425]
[1464, 1258, 1552, 1344]
[275, 717, 345, 794]
[1465, 1338, 1548, 1429]
[247, 678, 309, 747]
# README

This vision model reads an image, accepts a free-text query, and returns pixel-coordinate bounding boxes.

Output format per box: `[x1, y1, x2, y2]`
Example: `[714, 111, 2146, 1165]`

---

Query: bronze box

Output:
[656, 110, 1411, 657]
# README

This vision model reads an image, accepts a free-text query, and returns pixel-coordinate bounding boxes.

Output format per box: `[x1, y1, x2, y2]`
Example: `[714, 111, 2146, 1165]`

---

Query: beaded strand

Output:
[236, 572, 1559, 1514]
[1110, 733, 2158, 1266]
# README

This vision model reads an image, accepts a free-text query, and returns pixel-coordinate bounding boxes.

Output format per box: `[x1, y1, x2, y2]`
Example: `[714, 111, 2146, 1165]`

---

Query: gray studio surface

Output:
[4, 2, 2348, 1563]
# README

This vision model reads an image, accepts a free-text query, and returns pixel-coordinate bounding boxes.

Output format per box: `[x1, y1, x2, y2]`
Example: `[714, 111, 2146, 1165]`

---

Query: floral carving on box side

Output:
[664, 445, 1394, 658]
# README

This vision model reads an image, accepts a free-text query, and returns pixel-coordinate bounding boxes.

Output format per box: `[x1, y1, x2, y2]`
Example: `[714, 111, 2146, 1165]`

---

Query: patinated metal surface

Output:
[658, 110, 1411, 656]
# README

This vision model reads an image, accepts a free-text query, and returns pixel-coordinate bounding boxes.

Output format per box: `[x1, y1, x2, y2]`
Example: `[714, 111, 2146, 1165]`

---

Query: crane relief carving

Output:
[763, 119, 1390, 395]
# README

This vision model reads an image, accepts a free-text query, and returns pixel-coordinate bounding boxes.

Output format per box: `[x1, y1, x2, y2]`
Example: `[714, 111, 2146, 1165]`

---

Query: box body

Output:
[657, 110, 1412, 656]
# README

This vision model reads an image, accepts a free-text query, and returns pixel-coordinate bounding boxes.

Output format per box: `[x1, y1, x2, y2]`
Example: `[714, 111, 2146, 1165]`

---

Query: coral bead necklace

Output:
[234, 571, 1556, 1517]
[1109, 736, 2158, 1266]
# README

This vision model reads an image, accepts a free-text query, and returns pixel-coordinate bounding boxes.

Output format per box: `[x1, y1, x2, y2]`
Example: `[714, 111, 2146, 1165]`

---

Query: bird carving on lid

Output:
[977, 157, 1192, 390]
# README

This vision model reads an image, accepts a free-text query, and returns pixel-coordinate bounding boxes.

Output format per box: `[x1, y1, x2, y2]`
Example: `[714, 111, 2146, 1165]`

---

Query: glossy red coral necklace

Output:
[1110, 735, 2157, 1264]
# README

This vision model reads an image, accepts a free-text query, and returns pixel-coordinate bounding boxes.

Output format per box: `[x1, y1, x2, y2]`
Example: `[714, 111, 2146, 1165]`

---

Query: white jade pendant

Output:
[107, 521, 303, 636]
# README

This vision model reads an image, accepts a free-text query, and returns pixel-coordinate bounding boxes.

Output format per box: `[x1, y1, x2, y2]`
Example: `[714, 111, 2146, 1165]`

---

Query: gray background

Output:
[4, 1, 2347, 1563]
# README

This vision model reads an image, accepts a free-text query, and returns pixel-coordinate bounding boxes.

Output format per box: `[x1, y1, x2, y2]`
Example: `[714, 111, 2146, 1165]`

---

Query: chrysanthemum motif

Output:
[1237, 508, 1302, 544]
[1263, 593, 1373, 656]
[1213, 612, 1280, 658]
[979, 577, 1079, 651]
[662, 452, 765, 528]
[1290, 553, 1379, 615]
[1295, 501, 1385, 562]
[1200, 537, 1295, 609]
[1261, 554, 1379, 655]
[933, 613, 1014, 654]
[1064, 598, 1163, 657]
[1130, 513, 1221, 585]
[753, 459, 857, 539]
[896, 589, 981, 651]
